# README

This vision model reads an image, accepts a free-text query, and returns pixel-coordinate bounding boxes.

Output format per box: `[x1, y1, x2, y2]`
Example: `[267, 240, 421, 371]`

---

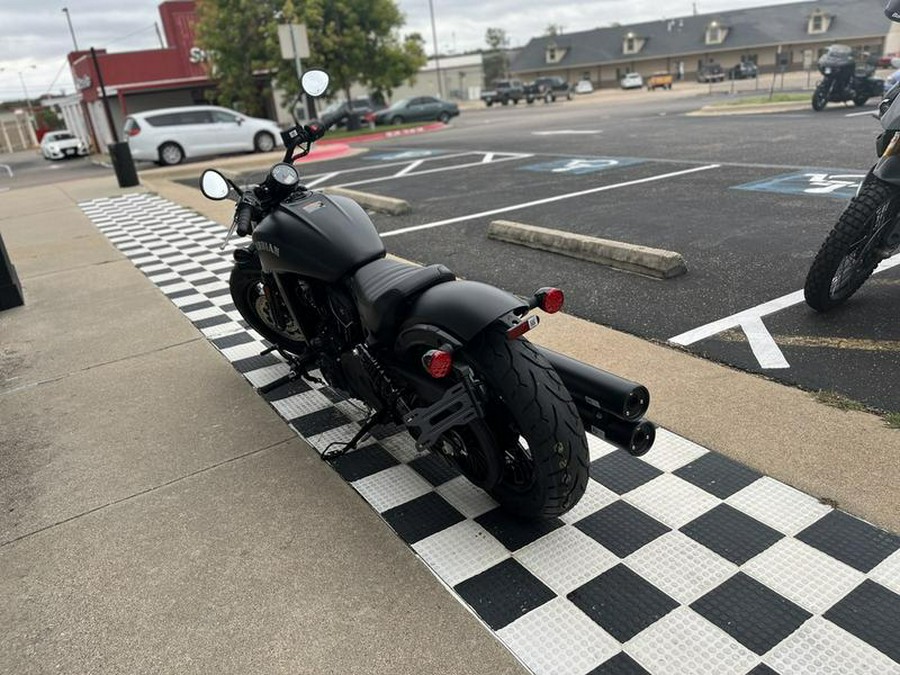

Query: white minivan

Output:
[123, 105, 283, 165]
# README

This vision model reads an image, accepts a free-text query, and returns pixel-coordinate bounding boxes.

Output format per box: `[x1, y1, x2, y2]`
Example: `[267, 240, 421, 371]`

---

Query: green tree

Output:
[196, 0, 426, 116]
[483, 27, 508, 84]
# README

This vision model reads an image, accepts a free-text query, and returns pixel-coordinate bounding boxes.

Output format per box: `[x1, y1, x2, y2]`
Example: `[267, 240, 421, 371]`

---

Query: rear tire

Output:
[158, 142, 184, 166]
[438, 111, 451, 123]
[254, 131, 275, 153]
[462, 327, 589, 518]
[390, 115, 404, 125]
[804, 178, 894, 312]
[853, 94, 869, 107]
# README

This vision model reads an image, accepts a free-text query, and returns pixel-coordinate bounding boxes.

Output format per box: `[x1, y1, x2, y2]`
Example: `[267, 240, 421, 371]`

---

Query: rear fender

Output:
[396, 280, 527, 351]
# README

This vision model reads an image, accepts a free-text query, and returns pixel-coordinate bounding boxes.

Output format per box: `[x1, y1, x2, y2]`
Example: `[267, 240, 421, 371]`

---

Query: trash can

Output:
[346, 112, 362, 131]
[108, 141, 139, 188]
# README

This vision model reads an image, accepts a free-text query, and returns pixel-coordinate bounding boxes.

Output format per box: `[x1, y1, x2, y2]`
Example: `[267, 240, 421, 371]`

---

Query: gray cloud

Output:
[0, 0, 803, 102]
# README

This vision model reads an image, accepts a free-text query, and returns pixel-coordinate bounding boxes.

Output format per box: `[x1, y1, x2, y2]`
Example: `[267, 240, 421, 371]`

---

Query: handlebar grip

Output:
[235, 201, 253, 236]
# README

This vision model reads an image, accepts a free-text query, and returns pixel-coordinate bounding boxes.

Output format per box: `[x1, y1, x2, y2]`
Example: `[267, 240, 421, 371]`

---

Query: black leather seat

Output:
[352, 258, 455, 338]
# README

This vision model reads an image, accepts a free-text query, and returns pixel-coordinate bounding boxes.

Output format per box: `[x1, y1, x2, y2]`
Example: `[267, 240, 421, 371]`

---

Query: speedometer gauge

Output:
[271, 163, 299, 186]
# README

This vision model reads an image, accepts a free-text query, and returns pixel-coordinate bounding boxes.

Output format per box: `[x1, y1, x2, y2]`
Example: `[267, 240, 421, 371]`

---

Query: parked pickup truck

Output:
[523, 76, 573, 103]
[647, 72, 674, 90]
[481, 79, 525, 106]
[697, 63, 726, 83]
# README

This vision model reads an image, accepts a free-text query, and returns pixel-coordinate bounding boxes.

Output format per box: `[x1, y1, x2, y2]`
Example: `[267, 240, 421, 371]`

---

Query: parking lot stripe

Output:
[303, 172, 339, 188]
[395, 160, 425, 177]
[741, 316, 790, 369]
[380, 164, 721, 238]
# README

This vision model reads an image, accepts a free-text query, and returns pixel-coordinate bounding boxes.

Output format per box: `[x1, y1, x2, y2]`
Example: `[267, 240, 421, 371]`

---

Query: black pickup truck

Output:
[480, 79, 526, 106]
[523, 76, 573, 103]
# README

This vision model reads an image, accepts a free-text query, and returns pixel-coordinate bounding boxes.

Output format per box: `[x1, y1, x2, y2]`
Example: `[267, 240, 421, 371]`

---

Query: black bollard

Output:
[108, 141, 139, 188]
[0, 232, 24, 310]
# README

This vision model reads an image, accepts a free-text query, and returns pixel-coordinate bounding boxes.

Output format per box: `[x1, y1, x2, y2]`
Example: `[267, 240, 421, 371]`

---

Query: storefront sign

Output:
[75, 74, 92, 91]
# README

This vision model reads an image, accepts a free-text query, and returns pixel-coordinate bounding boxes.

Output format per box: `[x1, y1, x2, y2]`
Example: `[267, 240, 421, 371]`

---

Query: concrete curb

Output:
[488, 219, 687, 279]
[321, 186, 411, 215]
[687, 101, 811, 116]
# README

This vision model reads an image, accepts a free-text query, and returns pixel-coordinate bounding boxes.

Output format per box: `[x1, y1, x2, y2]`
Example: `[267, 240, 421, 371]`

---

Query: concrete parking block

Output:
[488, 219, 687, 278]
[322, 186, 412, 215]
[0, 439, 526, 675]
[0, 339, 295, 544]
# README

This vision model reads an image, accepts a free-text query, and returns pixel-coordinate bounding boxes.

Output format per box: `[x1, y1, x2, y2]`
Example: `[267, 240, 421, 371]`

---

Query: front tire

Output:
[158, 142, 184, 166]
[390, 115, 404, 125]
[804, 178, 895, 312]
[438, 111, 451, 123]
[853, 94, 869, 107]
[230, 265, 307, 353]
[462, 327, 589, 518]
[812, 86, 828, 111]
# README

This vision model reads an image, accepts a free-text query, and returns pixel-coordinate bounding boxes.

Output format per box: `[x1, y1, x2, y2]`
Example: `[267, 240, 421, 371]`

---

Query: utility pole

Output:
[428, 0, 444, 98]
[62, 7, 79, 51]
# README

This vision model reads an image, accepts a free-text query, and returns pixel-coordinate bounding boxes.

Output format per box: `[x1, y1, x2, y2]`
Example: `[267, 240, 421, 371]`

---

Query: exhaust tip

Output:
[626, 420, 656, 457]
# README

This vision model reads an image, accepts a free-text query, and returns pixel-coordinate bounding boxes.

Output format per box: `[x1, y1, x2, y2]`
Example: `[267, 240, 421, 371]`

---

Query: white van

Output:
[123, 105, 283, 165]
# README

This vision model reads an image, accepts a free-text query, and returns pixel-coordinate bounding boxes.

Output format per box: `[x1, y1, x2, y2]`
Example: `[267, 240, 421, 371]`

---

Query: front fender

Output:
[874, 155, 900, 186]
[397, 280, 527, 347]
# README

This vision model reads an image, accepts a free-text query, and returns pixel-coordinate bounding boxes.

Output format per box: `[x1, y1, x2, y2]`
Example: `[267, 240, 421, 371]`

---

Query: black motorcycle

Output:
[199, 70, 655, 519]
[812, 44, 884, 111]
[804, 24, 900, 311]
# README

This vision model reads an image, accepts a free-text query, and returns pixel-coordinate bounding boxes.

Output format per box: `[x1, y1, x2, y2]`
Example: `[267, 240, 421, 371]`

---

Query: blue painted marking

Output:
[364, 149, 446, 161]
[733, 170, 868, 200]
[519, 157, 645, 175]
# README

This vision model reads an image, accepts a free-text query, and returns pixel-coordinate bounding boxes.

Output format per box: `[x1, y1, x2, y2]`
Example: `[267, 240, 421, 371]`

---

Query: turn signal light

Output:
[422, 349, 453, 378]
[537, 287, 564, 313]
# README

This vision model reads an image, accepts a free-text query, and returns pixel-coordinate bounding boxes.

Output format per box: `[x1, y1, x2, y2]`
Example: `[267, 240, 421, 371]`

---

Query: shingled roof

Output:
[510, 0, 888, 72]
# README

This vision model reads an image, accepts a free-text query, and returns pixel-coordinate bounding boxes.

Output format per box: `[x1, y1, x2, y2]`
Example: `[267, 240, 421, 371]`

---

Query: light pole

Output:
[0, 66, 38, 144]
[428, 0, 444, 98]
[62, 8, 79, 51]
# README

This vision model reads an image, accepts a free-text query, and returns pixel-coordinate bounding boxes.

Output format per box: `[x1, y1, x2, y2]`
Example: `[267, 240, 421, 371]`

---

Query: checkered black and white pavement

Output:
[81, 192, 900, 675]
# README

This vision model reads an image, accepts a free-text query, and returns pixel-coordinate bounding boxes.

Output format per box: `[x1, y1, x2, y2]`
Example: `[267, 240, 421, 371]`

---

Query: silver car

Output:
[41, 130, 88, 160]
[123, 105, 283, 165]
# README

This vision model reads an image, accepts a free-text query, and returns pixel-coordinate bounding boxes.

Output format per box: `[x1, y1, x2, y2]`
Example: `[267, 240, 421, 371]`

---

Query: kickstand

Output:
[321, 410, 388, 461]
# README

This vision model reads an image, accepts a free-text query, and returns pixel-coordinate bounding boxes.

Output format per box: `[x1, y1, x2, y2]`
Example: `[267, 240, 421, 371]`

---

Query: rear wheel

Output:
[390, 115, 404, 125]
[853, 94, 870, 107]
[158, 142, 184, 166]
[804, 178, 895, 311]
[450, 327, 589, 519]
[230, 266, 307, 352]
[254, 131, 275, 152]
[438, 111, 451, 123]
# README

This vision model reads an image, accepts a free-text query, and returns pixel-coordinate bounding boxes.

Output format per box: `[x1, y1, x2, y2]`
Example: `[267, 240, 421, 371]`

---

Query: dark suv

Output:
[320, 97, 385, 128]
[697, 63, 725, 83]
[728, 62, 759, 80]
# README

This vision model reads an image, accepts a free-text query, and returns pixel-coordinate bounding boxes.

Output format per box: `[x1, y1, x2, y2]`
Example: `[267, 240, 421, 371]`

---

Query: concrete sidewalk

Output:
[0, 176, 525, 674]
[1, 165, 898, 673]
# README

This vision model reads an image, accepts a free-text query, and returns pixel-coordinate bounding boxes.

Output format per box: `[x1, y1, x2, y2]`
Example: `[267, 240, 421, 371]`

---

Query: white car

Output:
[123, 105, 283, 165]
[574, 79, 594, 94]
[621, 72, 644, 90]
[41, 130, 88, 160]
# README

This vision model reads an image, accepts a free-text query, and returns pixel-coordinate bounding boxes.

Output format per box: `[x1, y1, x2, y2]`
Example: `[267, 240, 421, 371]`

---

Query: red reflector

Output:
[540, 288, 564, 314]
[423, 349, 453, 378]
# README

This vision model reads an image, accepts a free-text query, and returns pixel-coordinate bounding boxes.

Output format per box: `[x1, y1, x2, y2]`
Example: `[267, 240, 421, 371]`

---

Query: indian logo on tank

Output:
[257, 241, 280, 257]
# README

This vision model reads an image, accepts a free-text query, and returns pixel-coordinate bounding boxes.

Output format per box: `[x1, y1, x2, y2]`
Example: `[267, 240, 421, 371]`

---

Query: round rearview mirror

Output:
[301, 69, 330, 98]
[200, 170, 230, 200]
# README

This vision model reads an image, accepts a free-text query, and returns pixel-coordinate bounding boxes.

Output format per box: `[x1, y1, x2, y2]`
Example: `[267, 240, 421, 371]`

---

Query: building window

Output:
[545, 42, 565, 64]
[808, 11, 831, 34]
[705, 21, 727, 45]
[623, 32, 644, 55]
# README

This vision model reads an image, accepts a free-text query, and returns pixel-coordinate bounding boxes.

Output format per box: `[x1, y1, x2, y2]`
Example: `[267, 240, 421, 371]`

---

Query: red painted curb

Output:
[318, 123, 446, 147]
[295, 143, 353, 163]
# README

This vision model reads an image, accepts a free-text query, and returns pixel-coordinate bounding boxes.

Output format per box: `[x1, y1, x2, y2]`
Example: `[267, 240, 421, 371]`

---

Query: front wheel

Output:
[230, 266, 307, 353]
[254, 131, 275, 152]
[438, 111, 451, 123]
[812, 86, 828, 111]
[853, 94, 870, 107]
[459, 327, 589, 518]
[390, 115, 404, 125]
[804, 178, 895, 312]
[158, 142, 184, 166]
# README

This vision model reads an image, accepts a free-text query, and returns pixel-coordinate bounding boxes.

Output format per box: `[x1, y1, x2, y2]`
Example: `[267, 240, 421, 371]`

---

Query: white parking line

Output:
[380, 164, 721, 238]
[845, 110, 878, 118]
[532, 130, 602, 136]
[395, 160, 425, 177]
[303, 172, 339, 188]
[669, 252, 900, 368]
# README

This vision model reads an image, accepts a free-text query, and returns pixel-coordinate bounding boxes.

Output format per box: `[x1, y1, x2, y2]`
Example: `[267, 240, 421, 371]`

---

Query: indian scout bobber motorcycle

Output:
[199, 70, 655, 518]
[804, 3, 900, 311]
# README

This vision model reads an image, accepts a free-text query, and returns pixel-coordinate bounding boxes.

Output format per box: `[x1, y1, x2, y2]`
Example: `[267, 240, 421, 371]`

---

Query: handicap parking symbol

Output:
[733, 170, 867, 200]
[365, 149, 445, 161]
[520, 157, 644, 175]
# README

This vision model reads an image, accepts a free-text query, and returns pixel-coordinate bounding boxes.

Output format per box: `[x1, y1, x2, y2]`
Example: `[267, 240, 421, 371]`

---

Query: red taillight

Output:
[538, 288, 564, 313]
[126, 125, 140, 137]
[422, 349, 453, 378]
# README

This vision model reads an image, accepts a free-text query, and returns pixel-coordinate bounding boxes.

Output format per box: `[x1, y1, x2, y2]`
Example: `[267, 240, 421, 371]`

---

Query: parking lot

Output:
[235, 93, 900, 412]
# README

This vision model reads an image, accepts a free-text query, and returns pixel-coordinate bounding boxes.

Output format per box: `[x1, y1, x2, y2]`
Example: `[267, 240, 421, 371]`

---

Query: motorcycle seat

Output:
[352, 258, 455, 338]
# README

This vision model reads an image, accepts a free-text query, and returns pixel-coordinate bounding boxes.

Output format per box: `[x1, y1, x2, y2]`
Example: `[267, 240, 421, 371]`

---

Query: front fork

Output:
[866, 137, 900, 254]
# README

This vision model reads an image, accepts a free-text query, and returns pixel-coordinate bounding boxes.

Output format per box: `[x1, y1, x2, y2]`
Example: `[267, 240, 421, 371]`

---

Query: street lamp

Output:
[428, 0, 444, 98]
[62, 8, 80, 52]
[1, 65, 37, 127]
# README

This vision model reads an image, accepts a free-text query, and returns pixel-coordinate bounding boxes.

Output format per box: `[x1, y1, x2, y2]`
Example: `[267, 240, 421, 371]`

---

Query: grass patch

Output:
[812, 390, 869, 413]
[713, 93, 810, 107]
[885, 412, 900, 429]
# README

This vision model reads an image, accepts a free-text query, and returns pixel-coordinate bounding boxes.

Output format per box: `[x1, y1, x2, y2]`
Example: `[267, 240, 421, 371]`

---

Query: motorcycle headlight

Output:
[824, 67, 832, 74]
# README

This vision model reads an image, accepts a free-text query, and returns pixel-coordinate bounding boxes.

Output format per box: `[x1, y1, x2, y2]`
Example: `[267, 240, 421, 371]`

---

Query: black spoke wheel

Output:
[804, 178, 895, 312]
[812, 87, 828, 111]
[230, 266, 307, 353]
[454, 327, 589, 519]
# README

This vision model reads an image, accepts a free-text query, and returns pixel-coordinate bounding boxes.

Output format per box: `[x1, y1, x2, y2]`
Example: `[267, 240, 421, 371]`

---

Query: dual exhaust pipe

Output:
[537, 347, 656, 457]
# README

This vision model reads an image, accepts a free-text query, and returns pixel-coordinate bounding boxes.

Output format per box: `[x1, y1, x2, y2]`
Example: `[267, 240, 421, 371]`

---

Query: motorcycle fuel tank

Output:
[253, 192, 386, 281]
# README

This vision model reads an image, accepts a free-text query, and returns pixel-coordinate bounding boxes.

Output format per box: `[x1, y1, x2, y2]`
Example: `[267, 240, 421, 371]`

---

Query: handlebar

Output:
[280, 113, 338, 163]
[234, 199, 254, 237]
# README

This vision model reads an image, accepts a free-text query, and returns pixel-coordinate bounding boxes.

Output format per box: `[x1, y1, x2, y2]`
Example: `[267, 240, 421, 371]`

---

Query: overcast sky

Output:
[0, 0, 805, 103]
